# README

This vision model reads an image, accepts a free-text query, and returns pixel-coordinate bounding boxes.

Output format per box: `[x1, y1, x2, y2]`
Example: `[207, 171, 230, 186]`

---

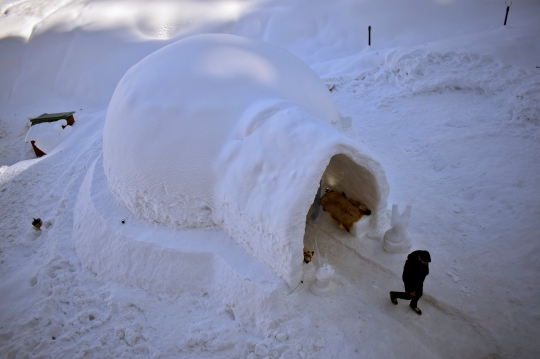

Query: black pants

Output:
[392, 290, 422, 308]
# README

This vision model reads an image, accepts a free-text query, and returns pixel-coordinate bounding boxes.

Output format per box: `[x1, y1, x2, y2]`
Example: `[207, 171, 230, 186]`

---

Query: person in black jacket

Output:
[390, 250, 431, 315]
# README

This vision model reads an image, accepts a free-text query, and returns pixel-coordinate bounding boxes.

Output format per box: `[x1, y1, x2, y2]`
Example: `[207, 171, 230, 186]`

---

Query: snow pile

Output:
[381, 50, 540, 126]
[24, 120, 73, 154]
[74, 155, 285, 328]
[103, 33, 389, 286]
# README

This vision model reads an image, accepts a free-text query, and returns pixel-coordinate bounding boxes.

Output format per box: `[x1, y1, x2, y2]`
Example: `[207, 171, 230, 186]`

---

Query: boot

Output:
[390, 292, 398, 305]
[410, 305, 422, 315]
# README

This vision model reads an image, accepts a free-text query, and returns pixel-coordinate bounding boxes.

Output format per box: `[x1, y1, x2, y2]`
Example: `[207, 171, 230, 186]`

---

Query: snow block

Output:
[102, 34, 390, 287]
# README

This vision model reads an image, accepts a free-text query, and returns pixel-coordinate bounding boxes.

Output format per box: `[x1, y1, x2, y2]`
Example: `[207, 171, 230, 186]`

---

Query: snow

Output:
[383, 204, 413, 253]
[102, 33, 389, 287]
[24, 119, 72, 154]
[1, 0, 540, 358]
[74, 155, 285, 328]
[102, 33, 340, 230]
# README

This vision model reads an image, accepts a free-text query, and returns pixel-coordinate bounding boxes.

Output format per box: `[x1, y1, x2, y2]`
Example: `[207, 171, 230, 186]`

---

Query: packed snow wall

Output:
[103, 34, 389, 287]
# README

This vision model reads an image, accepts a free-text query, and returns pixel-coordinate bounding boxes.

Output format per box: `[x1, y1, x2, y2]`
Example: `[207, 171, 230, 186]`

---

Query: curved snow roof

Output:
[103, 34, 389, 286]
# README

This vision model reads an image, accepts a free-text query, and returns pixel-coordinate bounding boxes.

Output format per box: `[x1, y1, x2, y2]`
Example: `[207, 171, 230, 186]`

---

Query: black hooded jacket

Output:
[402, 250, 429, 293]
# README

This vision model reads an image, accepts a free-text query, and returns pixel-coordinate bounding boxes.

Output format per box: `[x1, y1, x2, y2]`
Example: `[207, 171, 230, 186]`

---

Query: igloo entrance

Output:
[303, 153, 386, 265]
[320, 154, 379, 231]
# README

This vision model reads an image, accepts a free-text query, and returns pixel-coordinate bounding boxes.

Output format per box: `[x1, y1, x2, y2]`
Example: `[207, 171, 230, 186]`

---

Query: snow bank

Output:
[103, 33, 389, 287]
[74, 156, 285, 327]
[24, 120, 73, 154]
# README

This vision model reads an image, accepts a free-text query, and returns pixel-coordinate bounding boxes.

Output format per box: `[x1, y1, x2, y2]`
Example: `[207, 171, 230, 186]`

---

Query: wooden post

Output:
[368, 26, 371, 46]
[504, 3, 512, 25]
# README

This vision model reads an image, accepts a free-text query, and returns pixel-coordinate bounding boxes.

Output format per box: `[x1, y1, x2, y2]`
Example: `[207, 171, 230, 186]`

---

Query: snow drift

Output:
[103, 34, 389, 286]
[24, 120, 73, 154]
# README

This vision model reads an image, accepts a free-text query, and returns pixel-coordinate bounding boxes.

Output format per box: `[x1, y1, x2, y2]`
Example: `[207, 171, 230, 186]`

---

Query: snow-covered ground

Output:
[1, 0, 539, 358]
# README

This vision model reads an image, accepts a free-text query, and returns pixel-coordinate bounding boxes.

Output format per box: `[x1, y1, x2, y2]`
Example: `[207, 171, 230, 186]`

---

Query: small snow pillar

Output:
[310, 263, 336, 296]
[383, 204, 412, 253]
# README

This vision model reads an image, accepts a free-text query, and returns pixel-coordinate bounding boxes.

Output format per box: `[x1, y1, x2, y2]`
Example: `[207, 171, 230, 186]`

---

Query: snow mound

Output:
[74, 156, 285, 328]
[103, 34, 389, 286]
[25, 120, 73, 154]
[104, 33, 339, 229]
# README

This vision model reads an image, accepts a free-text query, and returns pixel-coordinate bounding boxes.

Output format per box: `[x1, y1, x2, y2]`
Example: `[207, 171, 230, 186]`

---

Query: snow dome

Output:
[103, 34, 389, 287]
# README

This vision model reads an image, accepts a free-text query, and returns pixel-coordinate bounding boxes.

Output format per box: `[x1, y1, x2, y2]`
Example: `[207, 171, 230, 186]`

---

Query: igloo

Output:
[100, 34, 390, 288]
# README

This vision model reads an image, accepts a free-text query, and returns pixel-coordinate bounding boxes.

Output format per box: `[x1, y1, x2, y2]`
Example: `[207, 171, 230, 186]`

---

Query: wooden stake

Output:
[504, 2, 512, 26]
